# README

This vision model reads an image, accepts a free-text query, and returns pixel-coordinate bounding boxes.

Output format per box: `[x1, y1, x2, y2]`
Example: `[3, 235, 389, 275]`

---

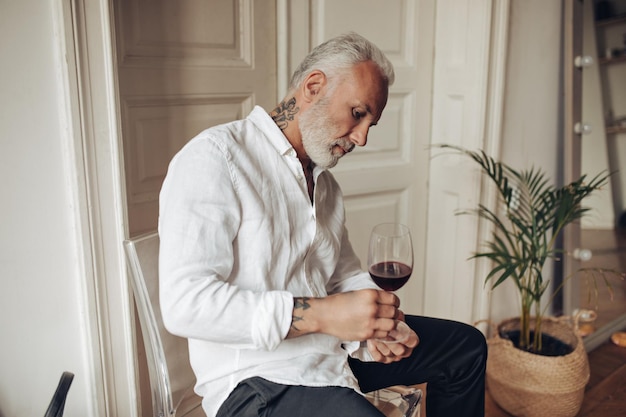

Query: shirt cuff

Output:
[250, 291, 294, 351]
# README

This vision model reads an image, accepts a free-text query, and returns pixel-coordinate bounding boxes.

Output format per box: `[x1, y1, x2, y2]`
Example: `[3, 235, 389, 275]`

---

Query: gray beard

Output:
[299, 101, 344, 169]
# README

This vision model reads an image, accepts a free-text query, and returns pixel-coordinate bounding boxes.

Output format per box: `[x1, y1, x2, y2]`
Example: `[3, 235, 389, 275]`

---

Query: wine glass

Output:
[367, 222, 413, 343]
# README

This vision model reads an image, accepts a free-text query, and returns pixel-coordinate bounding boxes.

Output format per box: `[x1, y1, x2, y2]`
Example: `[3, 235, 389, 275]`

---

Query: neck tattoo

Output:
[271, 97, 299, 130]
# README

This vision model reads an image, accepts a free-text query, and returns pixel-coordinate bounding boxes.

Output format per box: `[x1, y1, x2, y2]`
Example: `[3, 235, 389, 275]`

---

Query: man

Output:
[159, 32, 486, 417]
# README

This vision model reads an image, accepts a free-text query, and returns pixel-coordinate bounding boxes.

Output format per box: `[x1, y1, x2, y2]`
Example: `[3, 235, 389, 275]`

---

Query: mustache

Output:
[333, 139, 355, 153]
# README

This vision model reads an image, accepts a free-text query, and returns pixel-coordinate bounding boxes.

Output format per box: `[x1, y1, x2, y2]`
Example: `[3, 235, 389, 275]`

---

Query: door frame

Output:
[57, 0, 136, 415]
[472, 0, 510, 326]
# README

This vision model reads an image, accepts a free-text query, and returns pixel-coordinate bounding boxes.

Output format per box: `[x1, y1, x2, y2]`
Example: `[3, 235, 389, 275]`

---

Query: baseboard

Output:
[584, 313, 626, 351]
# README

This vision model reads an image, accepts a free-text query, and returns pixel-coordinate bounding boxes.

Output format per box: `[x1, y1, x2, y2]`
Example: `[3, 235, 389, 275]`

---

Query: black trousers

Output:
[216, 316, 487, 417]
[349, 315, 487, 417]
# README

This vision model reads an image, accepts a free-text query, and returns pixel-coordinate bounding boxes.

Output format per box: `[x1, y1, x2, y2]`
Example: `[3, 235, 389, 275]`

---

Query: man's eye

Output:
[353, 110, 363, 119]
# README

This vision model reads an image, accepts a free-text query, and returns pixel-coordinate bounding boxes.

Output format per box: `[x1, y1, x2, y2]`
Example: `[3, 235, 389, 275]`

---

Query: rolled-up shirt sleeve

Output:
[158, 134, 293, 351]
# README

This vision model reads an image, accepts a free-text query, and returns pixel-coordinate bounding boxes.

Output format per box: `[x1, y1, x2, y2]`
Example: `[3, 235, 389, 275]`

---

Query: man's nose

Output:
[350, 125, 369, 147]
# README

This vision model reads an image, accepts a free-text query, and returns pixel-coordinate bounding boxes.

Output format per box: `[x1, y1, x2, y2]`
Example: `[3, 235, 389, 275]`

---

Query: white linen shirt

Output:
[158, 106, 378, 417]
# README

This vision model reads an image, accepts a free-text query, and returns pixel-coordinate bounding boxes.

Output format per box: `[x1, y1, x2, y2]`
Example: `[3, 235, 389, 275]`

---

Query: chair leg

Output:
[385, 386, 422, 417]
[367, 386, 423, 417]
[43, 372, 74, 417]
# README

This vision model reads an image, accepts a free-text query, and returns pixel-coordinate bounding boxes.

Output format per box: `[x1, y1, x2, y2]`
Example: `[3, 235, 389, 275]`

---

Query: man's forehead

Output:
[350, 62, 388, 114]
[331, 68, 382, 102]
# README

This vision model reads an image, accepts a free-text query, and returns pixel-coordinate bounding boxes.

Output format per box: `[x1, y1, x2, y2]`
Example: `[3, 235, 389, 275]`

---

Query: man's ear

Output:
[302, 70, 327, 102]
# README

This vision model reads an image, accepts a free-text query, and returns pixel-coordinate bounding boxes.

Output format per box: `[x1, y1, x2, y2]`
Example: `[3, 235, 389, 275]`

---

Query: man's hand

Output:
[286, 289, 400, 340]
[366, 322, 419, 364]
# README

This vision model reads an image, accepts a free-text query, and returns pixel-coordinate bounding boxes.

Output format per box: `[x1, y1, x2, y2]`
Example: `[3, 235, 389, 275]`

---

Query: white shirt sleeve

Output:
[158, 134, 293, 351]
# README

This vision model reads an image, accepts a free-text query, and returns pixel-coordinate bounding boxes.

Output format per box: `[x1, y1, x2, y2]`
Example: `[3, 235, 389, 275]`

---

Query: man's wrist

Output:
[287, 296, 323, 338]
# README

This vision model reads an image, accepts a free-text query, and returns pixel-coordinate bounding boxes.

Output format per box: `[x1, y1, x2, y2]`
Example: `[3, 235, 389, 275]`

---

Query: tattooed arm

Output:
[285, 290, 400, 341]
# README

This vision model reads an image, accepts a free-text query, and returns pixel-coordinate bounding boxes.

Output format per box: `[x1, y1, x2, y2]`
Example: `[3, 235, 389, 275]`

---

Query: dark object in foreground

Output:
[44, 372, 74, 417]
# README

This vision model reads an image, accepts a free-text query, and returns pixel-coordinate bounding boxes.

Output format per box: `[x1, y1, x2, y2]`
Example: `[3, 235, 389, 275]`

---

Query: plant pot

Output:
[485, 317, 590, 417]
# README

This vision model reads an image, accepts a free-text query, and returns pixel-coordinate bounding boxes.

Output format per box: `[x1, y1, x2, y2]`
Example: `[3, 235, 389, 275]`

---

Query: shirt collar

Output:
[248, 106, 328, 178]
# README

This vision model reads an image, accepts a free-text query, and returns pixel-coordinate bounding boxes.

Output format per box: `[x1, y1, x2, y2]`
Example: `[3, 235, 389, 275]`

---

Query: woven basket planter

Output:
[486, 317, 590, 417]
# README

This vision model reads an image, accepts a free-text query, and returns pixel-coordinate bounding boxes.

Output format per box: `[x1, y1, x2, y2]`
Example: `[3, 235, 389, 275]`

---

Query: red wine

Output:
[368, 261, 412, 291]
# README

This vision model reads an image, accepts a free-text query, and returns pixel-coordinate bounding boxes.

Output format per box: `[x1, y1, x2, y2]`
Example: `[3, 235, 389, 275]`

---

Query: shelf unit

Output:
[595, 13, 626, 26]
[605, 124, 626, 134]
[595, 12, 626, 135]
[598, 54, 626, 64]
[594, 6, 626, 226]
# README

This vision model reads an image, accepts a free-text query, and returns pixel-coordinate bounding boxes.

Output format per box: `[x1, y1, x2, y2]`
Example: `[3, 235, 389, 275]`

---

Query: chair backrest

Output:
[124, 232, 202, 417]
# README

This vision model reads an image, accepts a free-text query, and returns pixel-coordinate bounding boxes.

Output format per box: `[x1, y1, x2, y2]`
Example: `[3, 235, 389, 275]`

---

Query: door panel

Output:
[115, 0, 277, 236]
[122, 95, 253, 234]
[286, 0, 436, 314]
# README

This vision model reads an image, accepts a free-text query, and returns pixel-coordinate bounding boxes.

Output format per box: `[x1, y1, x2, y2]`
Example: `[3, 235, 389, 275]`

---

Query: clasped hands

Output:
[290, 289, 419, 364]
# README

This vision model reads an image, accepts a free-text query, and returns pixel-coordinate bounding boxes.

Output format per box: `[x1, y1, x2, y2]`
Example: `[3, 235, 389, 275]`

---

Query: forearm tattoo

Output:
[291, 297, 311, 332]
[271, 97, 299, 130]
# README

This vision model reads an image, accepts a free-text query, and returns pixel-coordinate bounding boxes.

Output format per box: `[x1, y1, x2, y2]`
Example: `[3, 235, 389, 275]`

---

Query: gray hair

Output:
[289, 32, 395, 91]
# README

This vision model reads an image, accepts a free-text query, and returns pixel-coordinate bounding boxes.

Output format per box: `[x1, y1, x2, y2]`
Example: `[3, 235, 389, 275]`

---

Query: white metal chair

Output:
[124, 232, 421, 417]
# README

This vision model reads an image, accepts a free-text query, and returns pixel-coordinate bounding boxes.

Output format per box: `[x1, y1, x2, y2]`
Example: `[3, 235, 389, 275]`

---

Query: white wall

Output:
[0, 1, 92, 416]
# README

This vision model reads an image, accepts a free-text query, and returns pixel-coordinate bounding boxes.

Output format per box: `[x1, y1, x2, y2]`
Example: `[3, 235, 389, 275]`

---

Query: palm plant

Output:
[439, 144, 611, 353]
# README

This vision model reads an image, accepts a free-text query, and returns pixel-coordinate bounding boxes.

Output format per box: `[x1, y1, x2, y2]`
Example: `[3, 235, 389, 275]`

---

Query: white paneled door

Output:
[116, 0, 442, 317]
[115, 0, 277, 236]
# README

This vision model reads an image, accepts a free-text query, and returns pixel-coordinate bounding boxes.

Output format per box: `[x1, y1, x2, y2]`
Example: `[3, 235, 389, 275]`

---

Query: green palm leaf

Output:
[435, 144, 611, 352]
